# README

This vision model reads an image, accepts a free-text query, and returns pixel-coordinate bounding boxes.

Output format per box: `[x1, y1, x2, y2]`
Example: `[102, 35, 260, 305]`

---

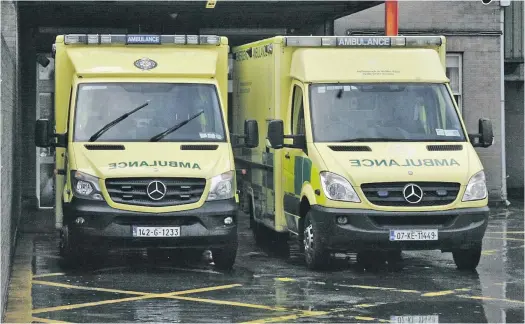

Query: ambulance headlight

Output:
[320, 172, 360, 203]
[462, 171, 488, 201]
[71, 171, 103, 201]
[207, 171, 234, 201]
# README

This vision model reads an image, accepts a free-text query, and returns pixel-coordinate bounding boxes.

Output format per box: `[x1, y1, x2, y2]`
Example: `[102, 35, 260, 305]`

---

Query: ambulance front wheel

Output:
[452, 245, 482, 271]
[212, 240, 238, 271]
[303, 211, 331, 270]
[59, 225, 94, 270]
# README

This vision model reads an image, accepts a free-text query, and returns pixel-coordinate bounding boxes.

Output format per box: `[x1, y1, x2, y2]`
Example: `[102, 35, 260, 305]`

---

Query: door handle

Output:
[285, 152, 290, 159]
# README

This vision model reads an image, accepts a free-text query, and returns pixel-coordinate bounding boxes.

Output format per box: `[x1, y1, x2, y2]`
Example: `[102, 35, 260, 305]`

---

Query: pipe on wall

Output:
[499, 4, 510, 205]
[385, 0, 398, 36]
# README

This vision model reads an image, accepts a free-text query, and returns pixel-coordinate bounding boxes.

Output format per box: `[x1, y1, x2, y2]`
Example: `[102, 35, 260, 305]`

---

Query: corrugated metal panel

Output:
[505, 0, 524, 62]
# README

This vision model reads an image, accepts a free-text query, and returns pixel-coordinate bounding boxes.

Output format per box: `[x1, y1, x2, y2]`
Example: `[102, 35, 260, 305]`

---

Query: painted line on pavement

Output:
[422, 288, 471, 297]
[31, 282, 242, 314]
[456, 294, 525, 305]
[169, 295, 289, 311]
[4, 235, 34, 324]
[32, 316, 72, 323]
[32, 272, 66, 279]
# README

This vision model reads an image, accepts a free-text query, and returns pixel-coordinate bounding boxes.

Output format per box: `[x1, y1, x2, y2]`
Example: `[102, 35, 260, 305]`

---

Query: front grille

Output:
[361, 182, 460, 207]
[105, 177, 206, 207]
[370, 215, 456, 228]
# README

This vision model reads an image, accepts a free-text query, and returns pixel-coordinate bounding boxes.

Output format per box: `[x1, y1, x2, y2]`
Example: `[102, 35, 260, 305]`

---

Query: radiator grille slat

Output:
[361, 182, 460, 207]
[105, 177, 206, 207]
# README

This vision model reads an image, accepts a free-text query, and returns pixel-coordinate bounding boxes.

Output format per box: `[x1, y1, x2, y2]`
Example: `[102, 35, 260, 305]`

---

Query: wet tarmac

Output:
[4, 199, 524, 323]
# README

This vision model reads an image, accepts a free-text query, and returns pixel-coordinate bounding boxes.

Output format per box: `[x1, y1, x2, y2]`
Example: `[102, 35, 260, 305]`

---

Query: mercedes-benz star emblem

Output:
[403, 184, 424, 204]
[147, 181, 167, 201]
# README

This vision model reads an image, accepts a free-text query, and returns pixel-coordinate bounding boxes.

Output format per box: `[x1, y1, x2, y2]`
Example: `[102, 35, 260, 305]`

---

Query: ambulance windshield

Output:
[73, 83, 226, 142]
[309, 83, 466, 142]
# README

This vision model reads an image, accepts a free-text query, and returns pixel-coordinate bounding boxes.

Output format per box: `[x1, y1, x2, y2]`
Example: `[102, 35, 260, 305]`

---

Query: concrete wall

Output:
[505, 81, 524, 192]
[0, 0, 21, 319]
[335, 0, 506, 202]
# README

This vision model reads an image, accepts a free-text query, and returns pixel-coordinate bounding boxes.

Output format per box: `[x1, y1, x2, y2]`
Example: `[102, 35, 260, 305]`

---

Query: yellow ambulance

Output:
[34, 34, 258, 270]
[232, 35, 494, 271]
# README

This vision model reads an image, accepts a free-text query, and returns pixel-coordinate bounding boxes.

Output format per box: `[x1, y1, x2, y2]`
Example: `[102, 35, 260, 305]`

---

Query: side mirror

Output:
[267, 119, 284, 149]
[470, 118, 494, 148]
[479, 118, 494, 148]
[35, 119, 51, 147]
[244, 120, 259, 148]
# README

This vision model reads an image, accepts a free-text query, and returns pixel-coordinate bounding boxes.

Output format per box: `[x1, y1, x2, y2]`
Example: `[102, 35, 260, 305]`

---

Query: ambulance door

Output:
[35, 53, 55, 209]
[283, 82, 309, 235]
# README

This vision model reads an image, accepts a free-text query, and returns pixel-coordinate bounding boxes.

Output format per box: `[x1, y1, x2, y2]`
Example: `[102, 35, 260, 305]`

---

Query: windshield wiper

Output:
[149, 110, 204, 142]
[88, 101, 150, 142]
[338, 137, 407, 142]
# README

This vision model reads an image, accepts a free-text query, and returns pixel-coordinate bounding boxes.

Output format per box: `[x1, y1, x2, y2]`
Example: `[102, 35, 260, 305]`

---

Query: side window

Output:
[291, 85, 305, 135]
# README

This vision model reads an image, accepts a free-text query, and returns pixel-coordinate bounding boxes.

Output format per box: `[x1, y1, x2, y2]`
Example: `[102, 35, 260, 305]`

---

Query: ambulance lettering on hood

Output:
[349, 158, 460, 167]
[109, 161, 201, 170]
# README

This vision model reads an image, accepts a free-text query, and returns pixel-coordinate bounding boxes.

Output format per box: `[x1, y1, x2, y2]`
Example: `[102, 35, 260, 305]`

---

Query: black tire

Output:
[212, 241, 238, 271]
[302, 211, 331, 270]
[452, 245, 482, 271]
[249, 198, 271, 246]
[59, 226, 92, 270]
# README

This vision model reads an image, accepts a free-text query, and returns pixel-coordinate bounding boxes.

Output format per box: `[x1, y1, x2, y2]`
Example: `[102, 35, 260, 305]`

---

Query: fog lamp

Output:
[224, 217, 233, 225]
[336, 216, 348, 225]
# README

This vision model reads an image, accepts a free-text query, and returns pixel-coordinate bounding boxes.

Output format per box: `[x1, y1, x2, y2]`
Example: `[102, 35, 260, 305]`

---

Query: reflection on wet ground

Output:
[5, 199, 524, 323]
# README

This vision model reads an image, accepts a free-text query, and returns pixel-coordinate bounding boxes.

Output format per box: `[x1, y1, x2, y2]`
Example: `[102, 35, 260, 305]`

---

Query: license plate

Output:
[132, 226, 180, 237]
[389, 229, 438, 241]
[390, 315, 439, 323]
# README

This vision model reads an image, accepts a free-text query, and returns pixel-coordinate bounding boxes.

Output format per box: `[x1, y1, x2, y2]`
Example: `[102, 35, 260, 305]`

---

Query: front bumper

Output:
[309, 205, 490, 253]
[63, 198, 238, 250]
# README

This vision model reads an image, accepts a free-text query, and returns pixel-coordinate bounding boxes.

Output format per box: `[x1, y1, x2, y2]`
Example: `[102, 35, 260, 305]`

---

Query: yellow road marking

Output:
[275, 277, 296, 282]
[422, 290, 456, 297]
[482, 249, 498, 255]
[456, 294, 525, 305]
[337, 284, 420, 294]
[31, 316, 73, 323]
[354, 316, 377, 321]
[32, 280, 148, 295]
[4, 236, 34, 324]
[32, 295, 151, 314]
[169, 295, 289, 311]
[354, 303, 377, 308]
[32, 273, 66, 279]
[32, 283, 242, 314]
[485, 236, 525, 242]
[240, 311, 328, 324]
[169, 284, 242, 295]
[422, 288, 471, 297]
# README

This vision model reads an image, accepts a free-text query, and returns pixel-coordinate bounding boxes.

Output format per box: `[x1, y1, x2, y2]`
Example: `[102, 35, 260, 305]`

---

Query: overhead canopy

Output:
[20, 1, 383, 48]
